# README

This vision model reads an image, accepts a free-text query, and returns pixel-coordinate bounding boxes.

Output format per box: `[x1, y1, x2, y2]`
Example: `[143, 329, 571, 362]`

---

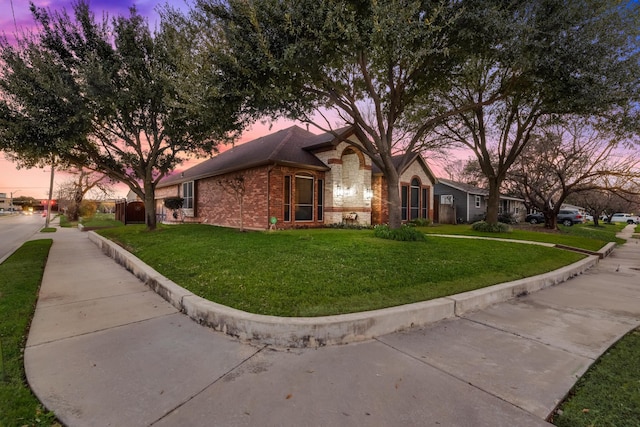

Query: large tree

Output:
[428, 0, 640, 225]
[0, 1, 246, 230]
[193, 0, 504, 228]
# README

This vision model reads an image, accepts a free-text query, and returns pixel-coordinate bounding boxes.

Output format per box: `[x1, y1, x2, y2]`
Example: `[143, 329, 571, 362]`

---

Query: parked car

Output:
[606, 213, 640, 224]
[557, 209, 584, 226]
[525, 209, 585, 226]
[525, 212, 545, 224]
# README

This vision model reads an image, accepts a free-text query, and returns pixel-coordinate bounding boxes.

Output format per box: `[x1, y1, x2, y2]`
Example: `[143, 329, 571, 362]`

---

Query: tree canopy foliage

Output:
[0, 1, 246, 229]
[427, 0, 640, 224]
[196, 0, 491, 227]
[190, 0, 640, 228]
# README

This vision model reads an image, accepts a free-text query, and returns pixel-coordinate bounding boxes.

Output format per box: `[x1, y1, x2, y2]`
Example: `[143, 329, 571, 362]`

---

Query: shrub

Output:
[471, 220, 512, 233]
[498, 212, 518, 224]
[163, 197, 184, 210]
[374, 224, 427, 241]
[409, 218, 432, 227]
[80, 200, 97, 218]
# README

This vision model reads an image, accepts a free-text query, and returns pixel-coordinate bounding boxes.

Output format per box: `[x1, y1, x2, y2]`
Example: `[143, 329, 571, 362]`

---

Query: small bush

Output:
[471, 221, 512, 233]
[80, 200, 97, 218]
[498, 212, 518, 224]
[326, 223, 373, 230]
[163, 197, 184, 210]
[409, 218, 432, 227]
[374, 224, 427, 241]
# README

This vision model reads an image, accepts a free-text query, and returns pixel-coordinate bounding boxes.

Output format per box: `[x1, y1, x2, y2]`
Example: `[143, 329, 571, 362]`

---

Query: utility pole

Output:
[10, 190, 19, 212]
[45, 158, 55, 228]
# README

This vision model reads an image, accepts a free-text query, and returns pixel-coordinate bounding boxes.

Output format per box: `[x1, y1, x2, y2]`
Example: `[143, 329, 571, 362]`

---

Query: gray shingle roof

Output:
[436, 178, 489, 196]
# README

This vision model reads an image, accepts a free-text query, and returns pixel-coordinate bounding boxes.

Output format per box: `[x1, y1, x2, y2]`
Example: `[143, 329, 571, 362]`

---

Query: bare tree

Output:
[56, 168, 112, 221]
[510, 117, 640, 229]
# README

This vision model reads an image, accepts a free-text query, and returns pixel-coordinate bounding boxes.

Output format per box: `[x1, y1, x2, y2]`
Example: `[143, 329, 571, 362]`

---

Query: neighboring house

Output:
[433, 178, 525, 224]
[156, 125, 437, 230]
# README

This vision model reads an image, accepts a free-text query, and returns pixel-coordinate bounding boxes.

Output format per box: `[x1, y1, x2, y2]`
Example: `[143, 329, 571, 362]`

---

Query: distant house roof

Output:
[436, 178, 524, 201]
[159, 126, 340, 188]
[436, 178, 489, 196]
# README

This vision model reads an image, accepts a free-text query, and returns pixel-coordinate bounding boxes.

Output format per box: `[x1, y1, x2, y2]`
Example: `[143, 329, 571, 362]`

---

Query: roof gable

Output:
[371, 154, 438, 184]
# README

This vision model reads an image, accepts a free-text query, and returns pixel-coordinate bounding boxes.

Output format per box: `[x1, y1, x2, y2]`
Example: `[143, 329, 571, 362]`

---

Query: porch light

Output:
[335, 184, 344, 197]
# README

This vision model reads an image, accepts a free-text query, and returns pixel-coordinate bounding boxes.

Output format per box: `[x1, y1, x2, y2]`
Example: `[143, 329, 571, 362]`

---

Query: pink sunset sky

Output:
[0, 0, 450, 200]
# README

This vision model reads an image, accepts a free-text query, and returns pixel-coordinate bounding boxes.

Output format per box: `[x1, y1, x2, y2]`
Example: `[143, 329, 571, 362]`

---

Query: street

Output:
[0, 213, 47, 263]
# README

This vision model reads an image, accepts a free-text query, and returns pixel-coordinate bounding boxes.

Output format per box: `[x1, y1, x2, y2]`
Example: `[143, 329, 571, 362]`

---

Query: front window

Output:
[421, 188, 429, 219]
[317, 179, 324, 221]
[475, 195, 481, 208]
[182, 181, 194, 209]
[410, 178, 420, 220]
[295, 175, 314, 221]
[401, 185, 408, 221]
[284, 176, 291, 222]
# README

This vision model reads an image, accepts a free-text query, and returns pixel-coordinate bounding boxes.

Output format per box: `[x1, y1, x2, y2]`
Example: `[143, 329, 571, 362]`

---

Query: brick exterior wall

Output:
[155, 139, 435, 229]
[196, 167, 271, 229]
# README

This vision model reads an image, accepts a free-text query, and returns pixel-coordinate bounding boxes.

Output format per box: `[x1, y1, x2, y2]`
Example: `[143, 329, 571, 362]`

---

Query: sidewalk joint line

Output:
[149, 345, 269, 425]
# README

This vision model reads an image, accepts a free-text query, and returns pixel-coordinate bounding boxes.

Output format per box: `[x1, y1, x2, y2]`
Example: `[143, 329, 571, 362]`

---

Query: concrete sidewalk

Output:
[24, 226, 640, 426]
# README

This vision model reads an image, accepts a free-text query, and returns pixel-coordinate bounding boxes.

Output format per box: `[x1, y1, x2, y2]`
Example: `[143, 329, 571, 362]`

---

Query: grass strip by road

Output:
[98, 224, 585, 317]
[0, 239, 57, 426]
[552, 327, 640, 427]
[59, 213, 122, 229]
[420, 223, 625, 251]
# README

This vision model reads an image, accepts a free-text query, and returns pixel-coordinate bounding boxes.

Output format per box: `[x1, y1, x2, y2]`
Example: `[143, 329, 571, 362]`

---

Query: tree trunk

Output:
[386, 169, 402, 229]
[543, 210, 558, 229]
[485, 178, 501, 224]
[144, 182, 157, 231]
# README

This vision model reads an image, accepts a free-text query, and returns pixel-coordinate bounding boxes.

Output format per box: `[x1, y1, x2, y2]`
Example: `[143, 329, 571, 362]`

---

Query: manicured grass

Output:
[60, 213, 121, 229]
[420, 223, 624, 251]
[40, 228, 57, 233]
[552, 327, 640, 427]
[98, 225, 585, 317]
[0, 240, 57, 426]
[81, 213, 121, 228]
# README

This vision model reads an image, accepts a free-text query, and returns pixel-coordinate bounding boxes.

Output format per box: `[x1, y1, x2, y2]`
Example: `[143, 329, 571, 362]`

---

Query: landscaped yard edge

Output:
[88, 231, 602, 348]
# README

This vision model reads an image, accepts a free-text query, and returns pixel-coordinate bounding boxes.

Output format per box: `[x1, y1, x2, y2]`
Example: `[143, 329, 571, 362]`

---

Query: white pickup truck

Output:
[606, 213, 640, 224]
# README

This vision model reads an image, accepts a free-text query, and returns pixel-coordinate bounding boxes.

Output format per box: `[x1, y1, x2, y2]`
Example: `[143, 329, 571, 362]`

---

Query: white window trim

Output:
[182, 181, 194, 217]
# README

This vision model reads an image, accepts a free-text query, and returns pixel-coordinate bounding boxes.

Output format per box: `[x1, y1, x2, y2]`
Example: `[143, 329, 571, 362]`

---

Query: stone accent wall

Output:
[313, 137, 373, 225]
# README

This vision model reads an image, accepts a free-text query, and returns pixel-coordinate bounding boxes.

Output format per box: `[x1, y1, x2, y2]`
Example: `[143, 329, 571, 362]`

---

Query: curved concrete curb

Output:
[88, 231, 602, 348]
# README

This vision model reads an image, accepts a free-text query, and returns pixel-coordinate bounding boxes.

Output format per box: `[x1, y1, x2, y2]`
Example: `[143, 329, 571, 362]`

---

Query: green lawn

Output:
[0, 240, 58, 426]
[60, 213, 121, 229]
[98, 224, 586, 317]
[552, 327, 640, 427]
[420, 222, 625, 251]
